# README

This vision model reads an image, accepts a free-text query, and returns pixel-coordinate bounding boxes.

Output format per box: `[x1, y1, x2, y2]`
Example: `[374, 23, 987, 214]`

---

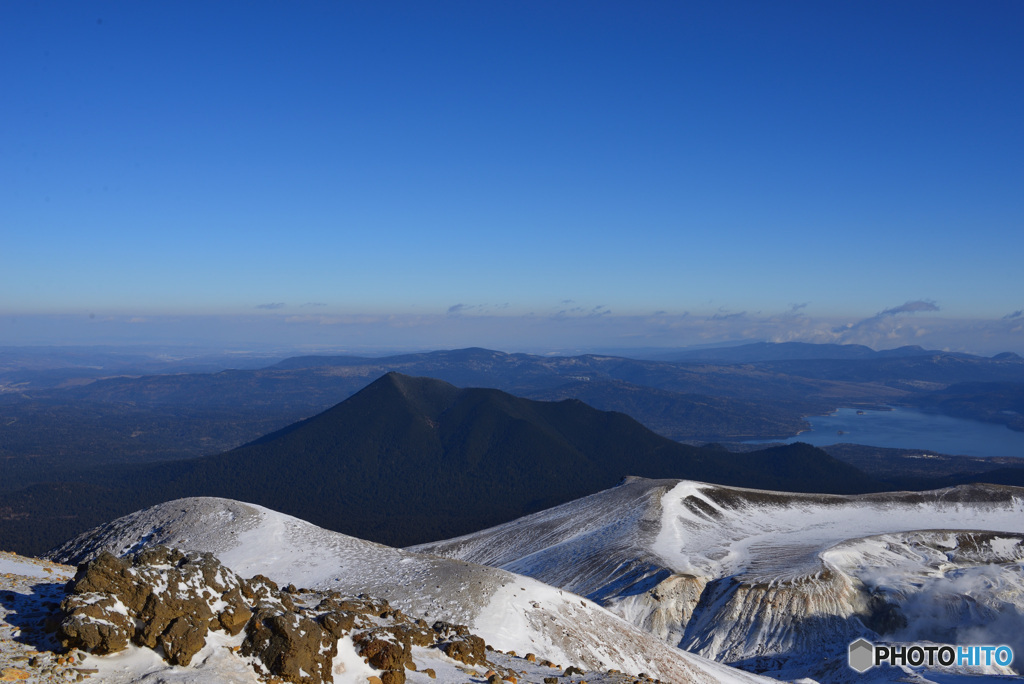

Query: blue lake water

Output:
[746, 407, 1024, 459]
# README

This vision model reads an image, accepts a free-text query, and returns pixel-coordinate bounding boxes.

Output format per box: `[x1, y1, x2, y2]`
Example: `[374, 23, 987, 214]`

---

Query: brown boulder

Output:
[431, 620, 470, 638]
[67, 552, 152, 614]
[440, 634, 486, 665]
[59, 546, 258, 670]
[57, 594, 134, 654]
[159, 615, 209, 666]
[357, 637, 407, 670]
[135, 586, 215, 649]
[380, 671, 406, 684]
[242, 574, 280, 602]
[218, 586, 254, 636]
[392, 623, 433, 648]
[242, 610, 336, 684]
[319, 610, 356, 639]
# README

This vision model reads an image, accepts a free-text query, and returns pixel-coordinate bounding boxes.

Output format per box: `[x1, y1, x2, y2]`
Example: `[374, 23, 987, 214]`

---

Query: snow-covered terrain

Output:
[413, 478, 1024, 683]
[46, 497, 774, 684]
[12, 479, 1024, 684]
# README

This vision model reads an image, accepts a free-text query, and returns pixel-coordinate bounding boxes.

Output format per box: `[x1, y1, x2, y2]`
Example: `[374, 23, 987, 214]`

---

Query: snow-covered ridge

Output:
[47, 496, 774, 684]
[409, 477, 680, 601]
[416, 479, 1024, 582]
[652, 480, 1024, 581]
[413, 479, 1024, 683]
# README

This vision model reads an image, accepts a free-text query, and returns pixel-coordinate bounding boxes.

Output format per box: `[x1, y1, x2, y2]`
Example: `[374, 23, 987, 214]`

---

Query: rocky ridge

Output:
[13, 545, 701, 684]
[55, 546, 520, 684]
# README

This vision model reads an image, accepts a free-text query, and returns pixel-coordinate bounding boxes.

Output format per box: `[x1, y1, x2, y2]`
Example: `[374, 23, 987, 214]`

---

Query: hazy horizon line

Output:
[3, 307, 1022, 358]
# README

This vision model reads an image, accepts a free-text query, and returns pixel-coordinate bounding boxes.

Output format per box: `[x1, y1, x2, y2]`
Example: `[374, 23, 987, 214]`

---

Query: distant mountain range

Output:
[4, 343, 1023, 498]
[2, 342, 1021, 683]
[655, 341, 954, 362]
[3, 372, 891, 555]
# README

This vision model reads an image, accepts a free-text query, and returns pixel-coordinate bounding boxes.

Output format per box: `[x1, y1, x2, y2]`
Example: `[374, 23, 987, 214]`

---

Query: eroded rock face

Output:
[606, 572, 707, 646]
[58, 547, 248, 665]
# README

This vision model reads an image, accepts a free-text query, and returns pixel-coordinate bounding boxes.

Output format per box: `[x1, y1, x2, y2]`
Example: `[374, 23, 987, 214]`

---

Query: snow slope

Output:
[413, 478, 1024, 682]
[47, 497, 774, 684]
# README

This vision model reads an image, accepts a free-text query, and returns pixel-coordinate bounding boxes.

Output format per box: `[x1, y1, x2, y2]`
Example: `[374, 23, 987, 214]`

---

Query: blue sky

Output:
[3, 1, 1023, 353]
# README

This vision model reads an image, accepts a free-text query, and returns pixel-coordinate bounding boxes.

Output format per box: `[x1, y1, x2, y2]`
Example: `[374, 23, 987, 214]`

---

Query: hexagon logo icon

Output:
[849, 638, 875, 673]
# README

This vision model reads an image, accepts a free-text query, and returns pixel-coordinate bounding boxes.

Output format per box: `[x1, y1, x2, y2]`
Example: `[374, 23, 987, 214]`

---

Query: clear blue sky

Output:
[3, 1, 1023, 353]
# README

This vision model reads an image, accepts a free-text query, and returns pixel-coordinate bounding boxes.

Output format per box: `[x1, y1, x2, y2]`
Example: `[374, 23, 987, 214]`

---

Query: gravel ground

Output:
[0, 551, 100, 683]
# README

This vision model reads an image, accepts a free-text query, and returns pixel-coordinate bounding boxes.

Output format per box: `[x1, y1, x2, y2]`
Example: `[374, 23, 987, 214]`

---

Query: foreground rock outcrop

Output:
[58, 546, 249, 664]
[56, 545, 522, 684]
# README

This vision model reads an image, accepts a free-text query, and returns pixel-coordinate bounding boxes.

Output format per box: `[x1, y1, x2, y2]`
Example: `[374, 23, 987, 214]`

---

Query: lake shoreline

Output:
[743, 406, 1024, 459]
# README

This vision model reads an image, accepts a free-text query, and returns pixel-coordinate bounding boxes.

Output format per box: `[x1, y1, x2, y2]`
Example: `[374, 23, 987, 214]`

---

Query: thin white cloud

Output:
[711, 310, 747, 320]
[877, 300, 940, 317]
[448, 303, 508, 316]
[787, 302, 808, 315]
[832, 300, 941, 344]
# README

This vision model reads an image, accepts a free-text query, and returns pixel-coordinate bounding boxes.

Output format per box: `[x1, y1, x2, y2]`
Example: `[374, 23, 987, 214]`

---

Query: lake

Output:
[746, 406, 1024, 459]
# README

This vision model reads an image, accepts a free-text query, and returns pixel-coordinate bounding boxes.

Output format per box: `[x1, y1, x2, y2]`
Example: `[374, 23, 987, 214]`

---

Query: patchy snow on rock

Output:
[87, 628, 258, 684]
